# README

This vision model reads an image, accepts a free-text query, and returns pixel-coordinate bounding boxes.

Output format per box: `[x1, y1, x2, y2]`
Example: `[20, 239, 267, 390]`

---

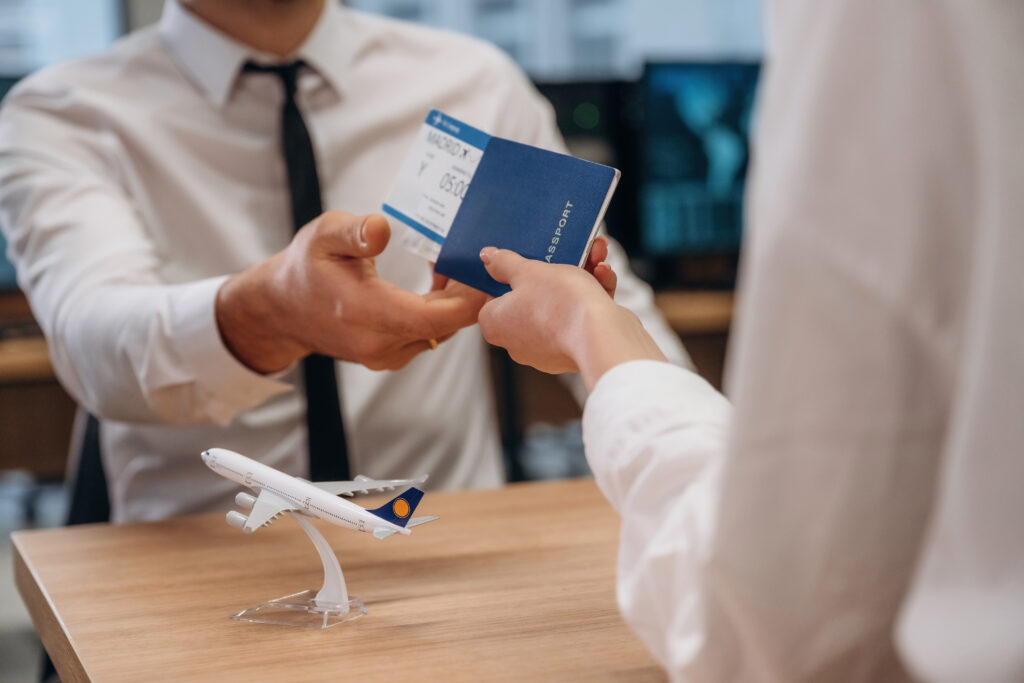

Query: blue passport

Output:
[383, 110, 620, 297]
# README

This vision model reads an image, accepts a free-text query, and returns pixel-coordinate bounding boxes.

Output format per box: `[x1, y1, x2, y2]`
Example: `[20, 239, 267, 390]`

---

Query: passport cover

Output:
[434, 137, 620, 297]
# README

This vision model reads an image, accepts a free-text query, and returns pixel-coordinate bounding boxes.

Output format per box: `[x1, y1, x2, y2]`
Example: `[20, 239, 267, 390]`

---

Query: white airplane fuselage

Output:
[201, 448, 408, 536]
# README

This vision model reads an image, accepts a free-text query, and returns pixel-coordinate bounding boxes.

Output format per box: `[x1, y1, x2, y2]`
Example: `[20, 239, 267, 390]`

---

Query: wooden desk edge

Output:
[653, 290, 734, 336]
[12, 532, 93, 683]
[0, 336, 55, 382]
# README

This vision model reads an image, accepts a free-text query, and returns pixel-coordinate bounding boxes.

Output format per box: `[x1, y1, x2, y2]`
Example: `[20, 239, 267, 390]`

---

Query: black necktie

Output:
[245, 60, 350, 481]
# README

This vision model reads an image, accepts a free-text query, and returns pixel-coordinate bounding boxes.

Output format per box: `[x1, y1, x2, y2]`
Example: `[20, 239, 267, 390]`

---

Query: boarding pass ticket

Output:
[382, 110, 492, 262]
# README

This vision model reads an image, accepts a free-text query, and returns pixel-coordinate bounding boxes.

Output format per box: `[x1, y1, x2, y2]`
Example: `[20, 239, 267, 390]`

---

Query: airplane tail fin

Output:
[367, 487, 424, 528]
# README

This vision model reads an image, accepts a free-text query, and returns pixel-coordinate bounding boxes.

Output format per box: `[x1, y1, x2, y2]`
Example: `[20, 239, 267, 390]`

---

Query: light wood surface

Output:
[0, 335, 54, 382]
[13, 478, 663, 682]
[653, 290, 734, 335]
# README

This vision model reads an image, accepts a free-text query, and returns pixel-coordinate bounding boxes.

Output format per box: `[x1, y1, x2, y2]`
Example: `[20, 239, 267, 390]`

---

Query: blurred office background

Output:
[0, 1, 761, 679]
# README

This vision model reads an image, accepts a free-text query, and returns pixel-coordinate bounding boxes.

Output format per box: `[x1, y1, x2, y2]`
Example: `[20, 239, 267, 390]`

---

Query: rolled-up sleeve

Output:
[582, 360, 730, 675]
[0, 84, 291, 425]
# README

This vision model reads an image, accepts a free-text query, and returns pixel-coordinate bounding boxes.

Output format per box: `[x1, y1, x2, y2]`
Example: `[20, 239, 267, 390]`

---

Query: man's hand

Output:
[216, 211, 486, 373]
[584, 236, 618, 297]
[477, 245, 665, 390]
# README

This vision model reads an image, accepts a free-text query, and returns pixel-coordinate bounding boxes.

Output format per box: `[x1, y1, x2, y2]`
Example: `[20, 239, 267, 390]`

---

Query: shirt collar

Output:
[158, 0, 350, 108]
[294, 2, 350, 97]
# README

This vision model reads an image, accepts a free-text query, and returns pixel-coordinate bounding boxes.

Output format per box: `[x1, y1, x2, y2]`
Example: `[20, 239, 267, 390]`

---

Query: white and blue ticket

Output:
[382, 110, 492, 262]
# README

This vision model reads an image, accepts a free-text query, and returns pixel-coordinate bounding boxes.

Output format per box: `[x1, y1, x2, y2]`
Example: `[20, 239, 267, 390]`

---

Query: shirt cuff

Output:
[171, 275, 293, 425]
[582, 360, 730, 508]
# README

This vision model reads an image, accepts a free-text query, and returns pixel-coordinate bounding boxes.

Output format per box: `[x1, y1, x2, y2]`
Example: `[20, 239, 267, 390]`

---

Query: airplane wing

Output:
[243, 489, 300, 533]
[312, 474, 428, 497]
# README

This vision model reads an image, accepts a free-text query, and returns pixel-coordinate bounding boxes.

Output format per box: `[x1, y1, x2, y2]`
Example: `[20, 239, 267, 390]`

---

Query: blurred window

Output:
[0, 0, 121, 77]
[0, 0, 122, 290]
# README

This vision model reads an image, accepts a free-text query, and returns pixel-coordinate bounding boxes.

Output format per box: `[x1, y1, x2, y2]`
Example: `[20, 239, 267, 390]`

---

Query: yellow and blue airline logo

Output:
[367, 487, 424, 528]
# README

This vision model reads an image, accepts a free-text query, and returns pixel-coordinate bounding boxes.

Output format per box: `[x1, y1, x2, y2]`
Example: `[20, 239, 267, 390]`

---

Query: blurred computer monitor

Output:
[0, 234, 15, 290]
[0, 78, 20, 291]
[533, 80, 638, 252]
[639, 61, 760, 287]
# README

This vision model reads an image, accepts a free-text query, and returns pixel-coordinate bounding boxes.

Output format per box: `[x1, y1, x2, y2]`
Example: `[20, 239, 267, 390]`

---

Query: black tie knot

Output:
[244, 60, 305, 100]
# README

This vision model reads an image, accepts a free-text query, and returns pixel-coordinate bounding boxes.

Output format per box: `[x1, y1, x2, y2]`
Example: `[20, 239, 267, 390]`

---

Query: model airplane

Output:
[201, 448, 438, 539]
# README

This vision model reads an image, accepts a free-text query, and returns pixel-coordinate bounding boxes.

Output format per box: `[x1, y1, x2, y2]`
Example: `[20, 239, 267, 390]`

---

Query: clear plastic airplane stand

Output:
[230, 512, 366, 629]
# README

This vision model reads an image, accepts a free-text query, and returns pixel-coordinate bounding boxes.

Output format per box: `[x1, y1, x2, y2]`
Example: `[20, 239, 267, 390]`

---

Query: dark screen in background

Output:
[640, 62, 759, 257]
[0, 77, 21, 290]
[536, 64, 760, 289]
[0, 234, 15, 290]
[533, 80, 637, 253]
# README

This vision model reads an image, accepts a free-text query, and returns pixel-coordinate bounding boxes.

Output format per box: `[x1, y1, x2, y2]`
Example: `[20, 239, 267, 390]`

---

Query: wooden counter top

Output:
[13, 478, 663, 682]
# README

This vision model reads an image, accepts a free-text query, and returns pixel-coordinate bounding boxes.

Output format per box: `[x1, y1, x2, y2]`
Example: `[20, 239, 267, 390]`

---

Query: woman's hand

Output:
[477, 243, 665, 390]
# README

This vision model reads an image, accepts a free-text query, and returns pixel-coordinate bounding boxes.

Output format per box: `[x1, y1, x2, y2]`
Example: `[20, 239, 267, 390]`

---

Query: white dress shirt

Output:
[583, 2, 1023, 681]
[0, 1, 687, 523]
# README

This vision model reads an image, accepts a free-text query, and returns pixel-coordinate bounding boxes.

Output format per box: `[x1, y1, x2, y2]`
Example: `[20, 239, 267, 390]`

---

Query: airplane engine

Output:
[226, 510, 248, 530]
[235, 492, 257, 510]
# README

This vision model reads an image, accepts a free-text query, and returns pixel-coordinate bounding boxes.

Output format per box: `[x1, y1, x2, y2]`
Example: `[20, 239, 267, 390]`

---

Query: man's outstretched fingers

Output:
[385, 339, 435, 370]
[354, 278, 481, 343]
[421, 290, 488, 337]
[476, 297, 503, 345]
[585, 237, 609, 274]
[429, 270, 449, 292]
[594, 262, 617, 297]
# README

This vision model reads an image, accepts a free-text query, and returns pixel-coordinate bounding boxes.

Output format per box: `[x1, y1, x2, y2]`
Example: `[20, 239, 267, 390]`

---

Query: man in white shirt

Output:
[0, 0, 687, 522]
[476, 1, 1024, 681]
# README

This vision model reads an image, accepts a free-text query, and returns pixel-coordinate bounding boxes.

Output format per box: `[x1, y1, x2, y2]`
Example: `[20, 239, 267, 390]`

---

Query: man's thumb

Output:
[480, 247, 528, 287]
[315, 211, 390, 257]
